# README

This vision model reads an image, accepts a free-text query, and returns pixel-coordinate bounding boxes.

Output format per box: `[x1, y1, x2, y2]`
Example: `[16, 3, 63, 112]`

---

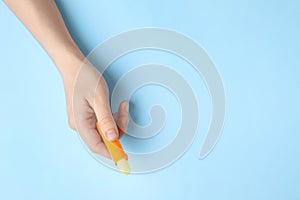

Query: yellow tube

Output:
[96, 123, 131, 175]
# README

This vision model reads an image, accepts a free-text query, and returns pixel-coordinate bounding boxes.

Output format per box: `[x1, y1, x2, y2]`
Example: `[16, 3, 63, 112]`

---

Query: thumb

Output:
[93, 99, 119, 142]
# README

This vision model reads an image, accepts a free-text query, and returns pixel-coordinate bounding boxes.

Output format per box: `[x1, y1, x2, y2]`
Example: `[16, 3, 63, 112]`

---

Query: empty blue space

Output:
[0, 1, 299, 200]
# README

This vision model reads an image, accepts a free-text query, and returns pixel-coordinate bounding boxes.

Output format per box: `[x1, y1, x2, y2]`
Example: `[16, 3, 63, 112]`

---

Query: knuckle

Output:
[98, 115, 117, 133]
[68, 118, 76, 130]
[66, 107, 75, 130]
[89, 145, 98, 154]
[98, 115, 114, 126]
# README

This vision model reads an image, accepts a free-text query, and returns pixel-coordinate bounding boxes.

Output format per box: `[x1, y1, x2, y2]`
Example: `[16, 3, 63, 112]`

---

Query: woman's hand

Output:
[4, 0, 129, 158]
[61, 58, 129, 158]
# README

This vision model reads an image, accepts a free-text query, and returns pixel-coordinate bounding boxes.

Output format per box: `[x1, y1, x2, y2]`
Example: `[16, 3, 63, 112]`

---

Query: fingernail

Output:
[105, 129, 117, 141]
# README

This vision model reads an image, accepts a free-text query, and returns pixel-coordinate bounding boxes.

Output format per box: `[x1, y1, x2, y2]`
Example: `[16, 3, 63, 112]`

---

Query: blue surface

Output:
[0, 0, 300, 199]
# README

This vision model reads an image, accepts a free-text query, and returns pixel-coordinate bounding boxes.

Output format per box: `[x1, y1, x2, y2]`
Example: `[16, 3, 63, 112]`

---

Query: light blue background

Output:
[0, 0, 299, 199]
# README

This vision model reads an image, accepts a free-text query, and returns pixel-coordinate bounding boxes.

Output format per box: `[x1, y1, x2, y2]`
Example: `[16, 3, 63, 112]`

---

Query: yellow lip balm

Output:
[96, 123, 131, 175]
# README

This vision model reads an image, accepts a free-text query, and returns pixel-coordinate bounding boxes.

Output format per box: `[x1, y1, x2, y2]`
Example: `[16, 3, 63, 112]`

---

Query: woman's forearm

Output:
[4, 0, 129, 156]
[4, 0, 84, 75]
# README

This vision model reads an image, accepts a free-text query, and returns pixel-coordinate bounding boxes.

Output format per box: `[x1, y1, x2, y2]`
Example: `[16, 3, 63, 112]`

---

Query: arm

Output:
[4, 0, 82, 75]
[4, 0, 129, 157]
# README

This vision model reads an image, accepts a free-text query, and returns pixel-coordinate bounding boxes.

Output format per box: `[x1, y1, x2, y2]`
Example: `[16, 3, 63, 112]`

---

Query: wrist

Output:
[56, 51, 85, 83]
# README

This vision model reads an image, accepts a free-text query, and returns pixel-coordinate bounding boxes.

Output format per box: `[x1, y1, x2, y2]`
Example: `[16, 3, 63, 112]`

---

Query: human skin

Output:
[4, 0, 129, 158]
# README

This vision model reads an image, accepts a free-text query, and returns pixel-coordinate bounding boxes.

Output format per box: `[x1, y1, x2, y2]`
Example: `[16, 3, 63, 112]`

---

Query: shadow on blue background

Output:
[0, 0, 299, 200]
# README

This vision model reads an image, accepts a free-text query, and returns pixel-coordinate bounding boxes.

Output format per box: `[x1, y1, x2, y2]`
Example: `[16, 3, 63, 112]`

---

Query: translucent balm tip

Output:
[96, 123, 131, 175]
[117, 158, 131, 175]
